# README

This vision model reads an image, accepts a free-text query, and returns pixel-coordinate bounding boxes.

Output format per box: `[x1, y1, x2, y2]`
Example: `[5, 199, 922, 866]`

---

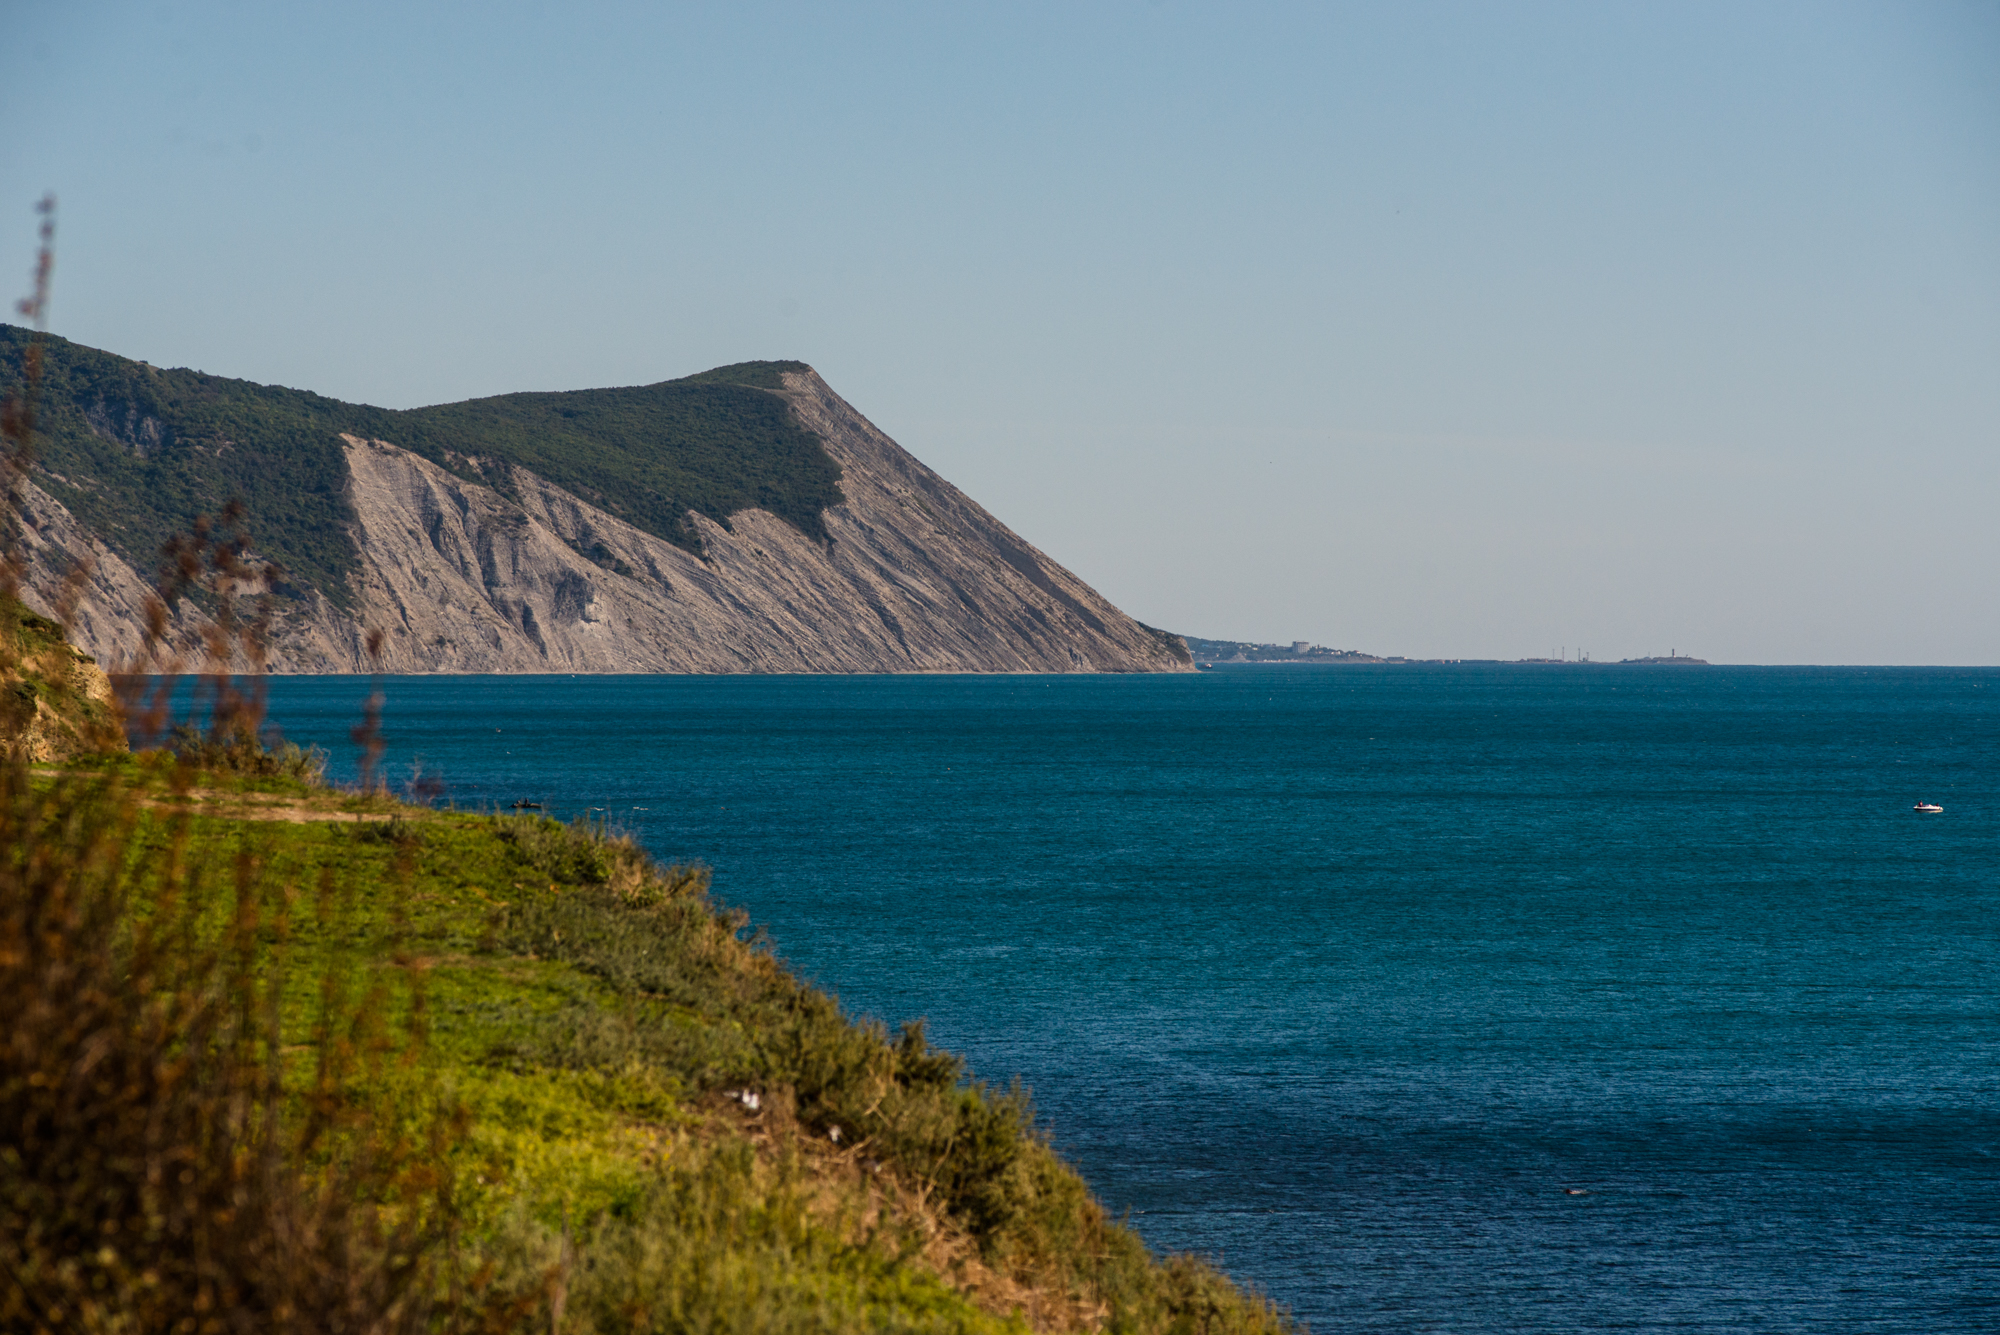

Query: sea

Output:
[256, 665, 1998, 1333]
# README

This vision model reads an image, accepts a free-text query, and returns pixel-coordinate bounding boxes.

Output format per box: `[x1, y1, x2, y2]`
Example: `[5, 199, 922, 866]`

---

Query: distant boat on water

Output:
[1914, 802, 1943, 813]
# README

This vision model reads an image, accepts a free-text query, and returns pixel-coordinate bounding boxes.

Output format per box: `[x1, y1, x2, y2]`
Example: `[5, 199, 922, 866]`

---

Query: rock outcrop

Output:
[2, 598, 123, 761]
[19, 370, 1190, 675]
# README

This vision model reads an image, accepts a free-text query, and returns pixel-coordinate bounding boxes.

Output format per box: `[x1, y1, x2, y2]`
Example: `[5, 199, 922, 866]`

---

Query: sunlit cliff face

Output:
[18, 370, 1191, 677]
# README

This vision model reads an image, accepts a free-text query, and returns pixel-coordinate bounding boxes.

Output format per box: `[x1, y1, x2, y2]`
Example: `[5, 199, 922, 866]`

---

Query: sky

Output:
[3, 0, 1996, 663]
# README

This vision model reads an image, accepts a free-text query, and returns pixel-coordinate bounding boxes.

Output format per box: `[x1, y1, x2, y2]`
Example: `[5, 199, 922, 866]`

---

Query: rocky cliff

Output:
[9, 349, 1190, 675]
[2, 596, 122, 760]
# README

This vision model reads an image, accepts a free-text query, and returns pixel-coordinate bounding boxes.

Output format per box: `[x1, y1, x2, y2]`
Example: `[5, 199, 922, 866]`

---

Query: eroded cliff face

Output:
[22, 371, 1190, 675]
[2, 597, 124, 761]
[12, 479, 196, 666]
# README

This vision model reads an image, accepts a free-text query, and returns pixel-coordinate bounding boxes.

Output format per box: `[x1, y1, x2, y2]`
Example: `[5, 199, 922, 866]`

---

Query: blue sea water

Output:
[259, 665, 1999, 1332]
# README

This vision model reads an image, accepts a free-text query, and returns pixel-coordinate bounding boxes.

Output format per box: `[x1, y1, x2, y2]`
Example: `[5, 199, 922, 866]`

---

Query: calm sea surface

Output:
[261, 666, 1998, 1332]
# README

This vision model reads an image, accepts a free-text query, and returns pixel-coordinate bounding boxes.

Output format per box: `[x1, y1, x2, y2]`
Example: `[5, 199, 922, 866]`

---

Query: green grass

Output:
[1, 325, 840, 611]
[2, 754, 1296, 1334]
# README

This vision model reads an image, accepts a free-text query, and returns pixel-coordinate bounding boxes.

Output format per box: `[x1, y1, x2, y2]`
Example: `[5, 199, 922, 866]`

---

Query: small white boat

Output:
[1914, 802, 1943, 813]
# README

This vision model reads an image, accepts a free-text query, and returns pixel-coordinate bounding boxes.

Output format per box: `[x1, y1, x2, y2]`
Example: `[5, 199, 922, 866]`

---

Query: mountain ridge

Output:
[3, 329, 1189, 674]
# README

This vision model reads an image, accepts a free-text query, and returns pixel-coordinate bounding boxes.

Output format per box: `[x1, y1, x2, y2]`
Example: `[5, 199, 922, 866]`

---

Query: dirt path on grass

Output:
[149, 791, 418, 823]
[28, 768, 420, 824]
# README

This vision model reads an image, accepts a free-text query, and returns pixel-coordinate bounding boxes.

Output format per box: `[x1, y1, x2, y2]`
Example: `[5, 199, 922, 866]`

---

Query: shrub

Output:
[167, 719, 329, 782]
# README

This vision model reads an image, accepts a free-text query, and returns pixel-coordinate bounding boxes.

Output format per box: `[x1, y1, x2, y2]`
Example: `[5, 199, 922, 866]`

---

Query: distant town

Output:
[1182, 637, 1709, 667]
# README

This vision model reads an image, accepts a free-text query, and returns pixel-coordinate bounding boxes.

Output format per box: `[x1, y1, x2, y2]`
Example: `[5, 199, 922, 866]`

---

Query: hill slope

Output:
[2, 328, 1189, 674]
[3, 755, 1289, 1332]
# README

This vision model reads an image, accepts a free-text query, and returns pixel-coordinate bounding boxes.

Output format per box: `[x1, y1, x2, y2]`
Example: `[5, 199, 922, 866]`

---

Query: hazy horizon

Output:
[4, 1, 1995, 664]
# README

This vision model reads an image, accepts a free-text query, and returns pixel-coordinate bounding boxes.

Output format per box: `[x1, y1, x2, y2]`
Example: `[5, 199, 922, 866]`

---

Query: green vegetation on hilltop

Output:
[395, 359, 840, 551]
[1, 748, 1294, 1334]
[0, 327, 841, 607]
[1, 326, 366, 604]
[671, 359, 814, 390]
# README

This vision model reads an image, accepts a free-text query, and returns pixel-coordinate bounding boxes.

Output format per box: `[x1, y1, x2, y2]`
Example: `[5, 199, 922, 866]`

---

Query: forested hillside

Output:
[1, 326, 841, 608]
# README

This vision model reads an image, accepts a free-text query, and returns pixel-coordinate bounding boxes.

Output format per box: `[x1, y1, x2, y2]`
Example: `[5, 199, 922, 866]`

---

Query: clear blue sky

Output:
[5, 1, 1996, 663]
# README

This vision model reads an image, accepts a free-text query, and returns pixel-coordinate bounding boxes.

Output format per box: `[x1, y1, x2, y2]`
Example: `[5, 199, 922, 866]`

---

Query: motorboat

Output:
[1913, 802, 1943, 813]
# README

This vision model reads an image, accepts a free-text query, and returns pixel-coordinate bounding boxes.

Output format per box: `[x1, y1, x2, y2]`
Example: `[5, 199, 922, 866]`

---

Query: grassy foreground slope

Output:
[0, 324, 840, 606]
[2, 749, 1294, 1334]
